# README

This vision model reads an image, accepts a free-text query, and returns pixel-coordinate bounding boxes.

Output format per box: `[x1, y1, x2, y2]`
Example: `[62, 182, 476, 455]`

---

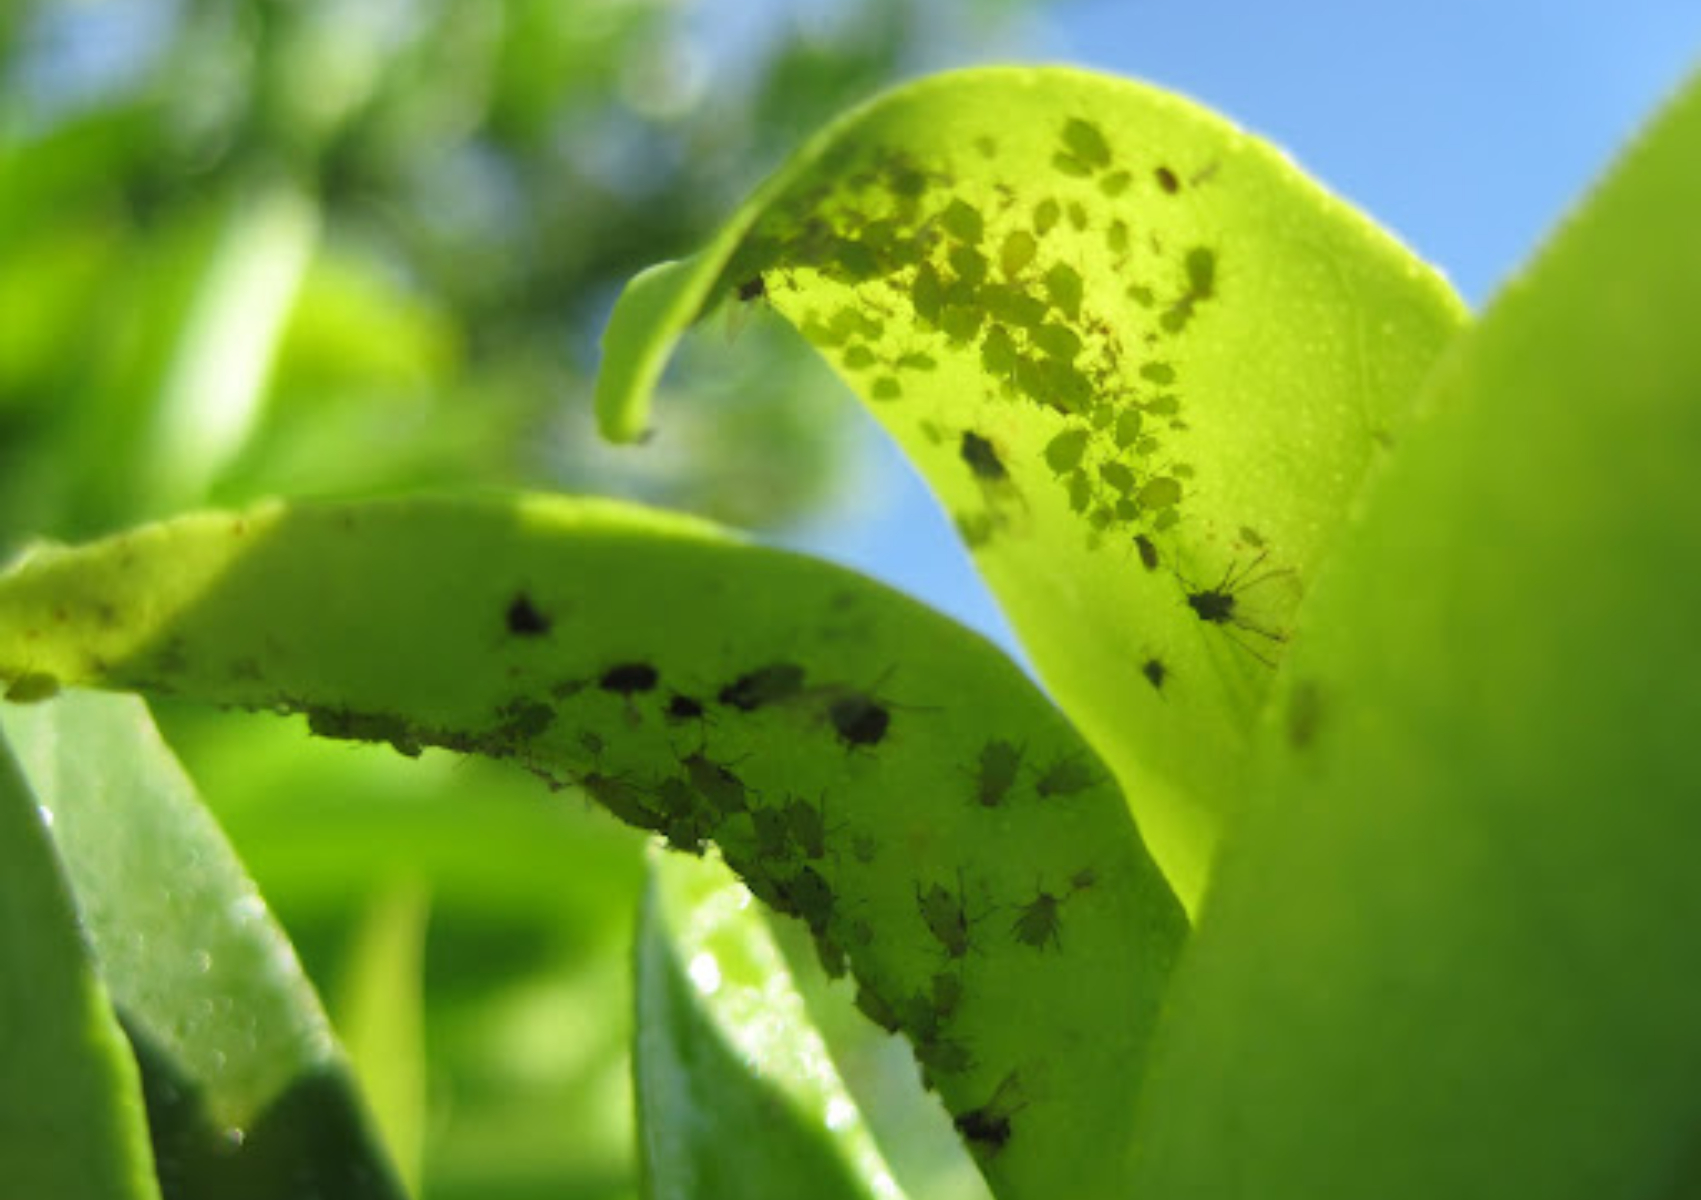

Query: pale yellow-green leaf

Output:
[596, 66, 1466, 907]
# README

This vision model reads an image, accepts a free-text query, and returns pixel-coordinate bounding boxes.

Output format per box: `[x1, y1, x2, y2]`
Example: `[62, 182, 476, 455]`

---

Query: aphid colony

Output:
[486, 590, 1114, 1162]
[731, 113, 1217, 554]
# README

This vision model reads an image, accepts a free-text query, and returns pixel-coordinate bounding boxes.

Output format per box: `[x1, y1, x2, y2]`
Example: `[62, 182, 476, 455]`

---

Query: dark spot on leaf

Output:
[829, 693, 890, 747]
[600, 662, 659, 696]
[719, 663, 807, 712]
[736, 275, 766, 302]
[1142, 657, 1168, 691]
[506, 593, 550, 637]
[960, 431, 1007, 482]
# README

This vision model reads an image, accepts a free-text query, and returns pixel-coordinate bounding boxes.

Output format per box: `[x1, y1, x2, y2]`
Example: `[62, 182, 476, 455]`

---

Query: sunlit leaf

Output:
[597, 66, 1466, 905]
[333, 880, 431, 1197]
[0, 494, 1186, 1200]
[0, 730, 161, 1200]
[635, 850, 896, 1200]
[1, 692, 405, 1200]
[1125, 74, 1701, 1199]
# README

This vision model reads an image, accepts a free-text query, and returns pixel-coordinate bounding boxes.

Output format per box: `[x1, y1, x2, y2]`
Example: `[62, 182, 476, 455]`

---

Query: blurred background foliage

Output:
[0, 2, 1041, 1197]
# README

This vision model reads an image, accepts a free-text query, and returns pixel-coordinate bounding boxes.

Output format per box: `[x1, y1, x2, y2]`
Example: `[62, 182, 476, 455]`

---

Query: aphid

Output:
[930, 972, 963, 1018]
[1181, 551, 1292, 666]
[916, 1033, 976, 1079]
[718, 662, 806, 712]
[959, 430, 1008, 482]
[1035, 753, 1097, 799]
[855, 983, 902, 1034]
[752, 805, 794, 862]
[1134, 533, 1160, 571]
[506, 592, 550, 637]
[656, 776, 711, 856]
[1011, 889, 1065, 950]
[581, 772, 661, 832]
[494, 696, 554, 743]
[954, 1072, 1026, 1158]
[829, 692, 890, 748]
[1141, 657, 1168, 692]
[971, 739, 1023, 807]
[4, 672, 60, 703]
[1154, 165, 1180, 194]
[682, 751, 749, 815]
[736, 274, 766, 303]
[917, 874, 973, 958]
[665, 693, 705, 722]
[852, 834, 878, 864]
[600, 662, 659, 696]
[783, 793, 838, 860]
[778, 866, 835, 935]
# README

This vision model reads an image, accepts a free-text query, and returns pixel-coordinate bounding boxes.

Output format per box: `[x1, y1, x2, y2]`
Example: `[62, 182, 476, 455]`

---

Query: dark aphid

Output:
[5, 672, 60, 703]
[930, 972, 963, 1018]
[779, 866, 835, 935]
[830, 693, 890, 747]
[1134, 533, 1160, 571]
[682, 752, 749, 815]
[1035, 753, 1097, 799]
[494, 696, 555, 743]
[656, 776, 711, 856]
[666, 693, 705, 722]
[954, 1072, 1026, 1158]
[917, 1033, 976, 1079]
[752, 806, 794, 862]
[960, 430, 1008, 482]
[600, 662, 659, 696]
[506, 592, 550, 637]
[1154, 165, 1180, 194]
[581, 772, 661, 832]
[719, 662, 806, 712]
[1011, 889, 1065, 950]
[1141, 657, 1168, 692]
[855, 982, 902, 1034]
[917, 875, 972, 958]
[1182, 551, 1293, 665]
[783, 793, 834, 859]
[972, 739, 1023, 807]
[736, 274, 767, 302]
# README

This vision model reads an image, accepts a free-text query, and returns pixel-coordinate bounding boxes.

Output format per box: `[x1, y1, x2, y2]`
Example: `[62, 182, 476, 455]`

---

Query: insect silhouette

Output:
[1179, 551, 1293, 666]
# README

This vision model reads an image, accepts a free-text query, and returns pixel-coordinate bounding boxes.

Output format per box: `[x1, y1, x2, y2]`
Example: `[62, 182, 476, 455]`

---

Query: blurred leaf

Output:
[1125, 75, 1701, 1198]
[334, 880, 431, 1197]
[0, 494, 1186, 1200]
[0, 725, 161, 1200]
[1, 691, 405, 1200]
[596, 66, 1466, 906]
[635, 849, 897, 1200]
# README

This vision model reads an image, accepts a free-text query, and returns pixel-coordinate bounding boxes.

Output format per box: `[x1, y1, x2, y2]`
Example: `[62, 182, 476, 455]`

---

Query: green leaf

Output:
[595, 66, 1466, 906]
[0, 730, 161, 1200]
[1125, 76, 1701, 1197]
[0, 494, 1186, 1200]
[635, 849, 896, 1200]
[333, 880, 431, 1197]
[1, 692, 406, 1200]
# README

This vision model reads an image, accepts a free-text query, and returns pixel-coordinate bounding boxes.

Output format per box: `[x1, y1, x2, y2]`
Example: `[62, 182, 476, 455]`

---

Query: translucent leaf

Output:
[333, 880, 431, 1196]
[0, 494, 1186, 1200]
[635, 850, 896, 1200]
[1, 692, 406, 1200]
[1126, 76, 1701, 1197]
[0, 731, 161, 1200]
[596, 66, 1466, 905]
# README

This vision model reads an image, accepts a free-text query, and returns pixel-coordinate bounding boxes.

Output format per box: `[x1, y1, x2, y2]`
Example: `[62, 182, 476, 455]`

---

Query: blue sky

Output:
[781, 2, 1700, 655]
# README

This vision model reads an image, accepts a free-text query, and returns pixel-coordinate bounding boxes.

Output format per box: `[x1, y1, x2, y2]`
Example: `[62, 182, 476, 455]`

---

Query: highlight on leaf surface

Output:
[0, 493, 1187, 1200]
[595, 66, 1467, 907]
